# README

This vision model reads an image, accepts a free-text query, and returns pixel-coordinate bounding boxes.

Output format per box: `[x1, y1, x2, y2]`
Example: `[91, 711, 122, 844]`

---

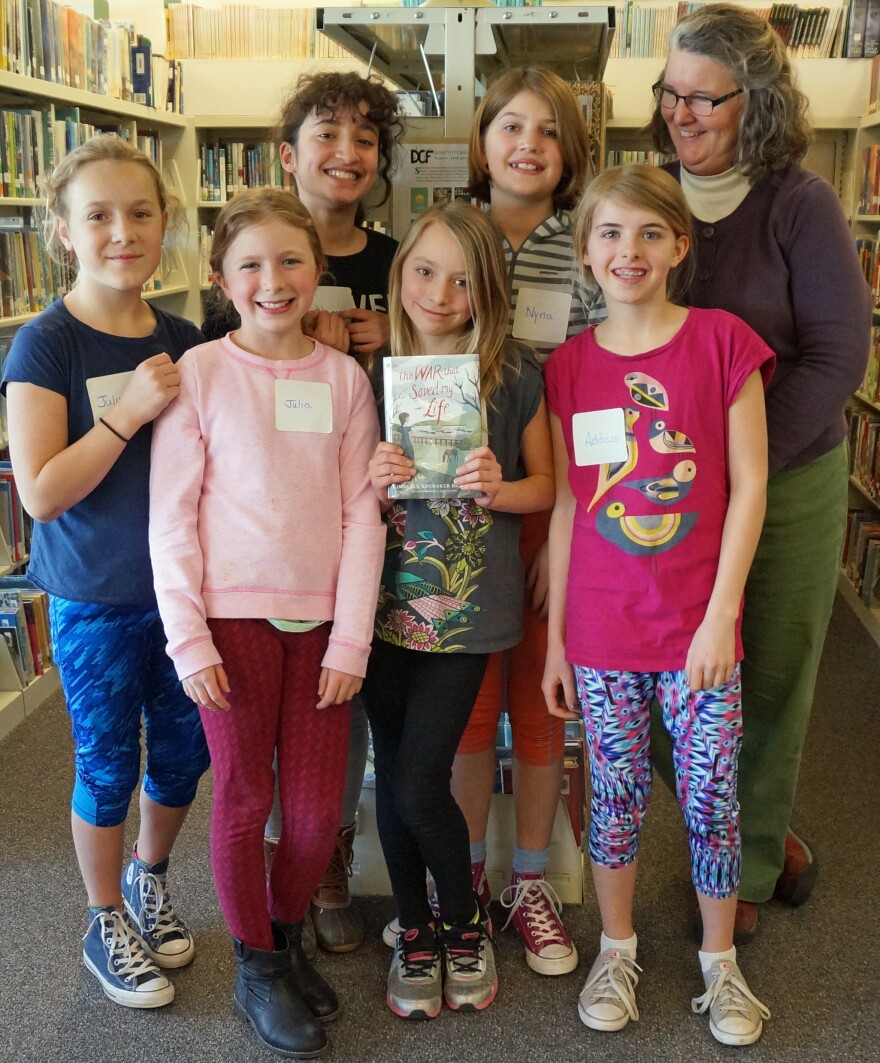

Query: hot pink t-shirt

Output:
[544, 307, 775, 672]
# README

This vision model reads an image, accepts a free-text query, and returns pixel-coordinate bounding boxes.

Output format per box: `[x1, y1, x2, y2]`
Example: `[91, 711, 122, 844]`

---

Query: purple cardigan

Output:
[665, 162, 871, 474]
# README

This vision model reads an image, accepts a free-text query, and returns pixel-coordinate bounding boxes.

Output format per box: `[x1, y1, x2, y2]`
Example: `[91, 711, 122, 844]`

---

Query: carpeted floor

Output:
[0, 596, 877, 1063]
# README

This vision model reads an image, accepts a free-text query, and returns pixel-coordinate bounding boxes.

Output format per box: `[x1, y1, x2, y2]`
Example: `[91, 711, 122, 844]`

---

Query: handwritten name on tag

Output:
[86, 371, 135, 426]
[512, 287, 571, 344]
[572, 408, 628, 467]
[311, 286, 355, 313]
[275, 380, 333, 433]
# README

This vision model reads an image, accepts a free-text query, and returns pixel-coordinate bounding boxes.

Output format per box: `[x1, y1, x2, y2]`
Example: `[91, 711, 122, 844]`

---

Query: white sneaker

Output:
[578, 948, 641, 1031]
[692, 959, 770, 1046]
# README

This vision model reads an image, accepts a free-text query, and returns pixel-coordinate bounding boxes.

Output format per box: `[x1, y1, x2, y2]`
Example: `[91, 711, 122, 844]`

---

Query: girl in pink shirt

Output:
[149, 188, 384, 1058]
[542, 166, 772, 1045]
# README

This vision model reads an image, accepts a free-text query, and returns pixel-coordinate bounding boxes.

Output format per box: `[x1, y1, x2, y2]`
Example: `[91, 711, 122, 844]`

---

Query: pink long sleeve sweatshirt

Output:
[149, 335, 384, 681]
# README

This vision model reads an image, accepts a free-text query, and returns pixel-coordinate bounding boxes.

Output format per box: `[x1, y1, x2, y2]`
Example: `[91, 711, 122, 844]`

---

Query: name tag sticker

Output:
[512, 287, 571, 344]
[311, 286, 355, 313]
[86, 371, 135, 426]
[275, 380, 333, 433]
[572, 408, 628, 467]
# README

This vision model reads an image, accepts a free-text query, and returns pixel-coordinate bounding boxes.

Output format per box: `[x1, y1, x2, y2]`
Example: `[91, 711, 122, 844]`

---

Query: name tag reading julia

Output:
[512, 287, 571, 344]
[86, 371, 135, 426]
[572, 408, 628, 467]
[275, 380, 333, 433]
[311, 286, 355, 313]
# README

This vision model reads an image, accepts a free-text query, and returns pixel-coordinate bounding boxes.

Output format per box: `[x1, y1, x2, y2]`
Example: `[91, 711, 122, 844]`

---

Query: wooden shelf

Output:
[0, 666, 60, 742]
[850, 475, 880, 511]
[0, 69, 187, 127]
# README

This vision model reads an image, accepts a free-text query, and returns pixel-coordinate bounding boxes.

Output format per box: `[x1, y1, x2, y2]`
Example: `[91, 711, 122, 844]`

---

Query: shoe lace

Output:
[94, 910, 157, 981]
[692, 964, 771, 1022]
[132, 869, 187, 942]
[324, 832, 355, 891]
[499, 877, 566, 945]
[400, 945, 440, 980]
[583, 952, 641, 1022]
[444, 928, 486, 975]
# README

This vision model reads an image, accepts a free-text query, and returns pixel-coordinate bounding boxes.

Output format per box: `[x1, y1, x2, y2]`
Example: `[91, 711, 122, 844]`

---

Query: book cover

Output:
[847, 0, 870, 57]
[865, 0, 880, 58]
[383, 353, 487, 500]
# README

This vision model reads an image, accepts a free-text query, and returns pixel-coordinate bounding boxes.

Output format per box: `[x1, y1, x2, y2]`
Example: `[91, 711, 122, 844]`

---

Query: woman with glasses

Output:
[648, 3, 870, 942]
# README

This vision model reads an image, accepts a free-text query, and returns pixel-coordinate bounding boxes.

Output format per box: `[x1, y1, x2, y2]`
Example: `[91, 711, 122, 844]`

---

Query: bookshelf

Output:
[0, 68, 201, 740]
[843, 94, 880, 645]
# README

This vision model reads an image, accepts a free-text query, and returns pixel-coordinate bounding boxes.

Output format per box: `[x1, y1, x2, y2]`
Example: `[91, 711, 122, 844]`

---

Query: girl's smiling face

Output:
[584, 198, 689, 309]
[217, 217, 322, 355]
[481, 90, 564, 210]
[56, 160, 167, 296]
[279, 102, 380, 213]
[400, 223, 473, 355]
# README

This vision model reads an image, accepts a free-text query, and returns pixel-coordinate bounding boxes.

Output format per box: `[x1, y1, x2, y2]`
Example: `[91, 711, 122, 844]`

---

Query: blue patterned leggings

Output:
[574, 665, 742, 899]
[49, 597, 210, 828]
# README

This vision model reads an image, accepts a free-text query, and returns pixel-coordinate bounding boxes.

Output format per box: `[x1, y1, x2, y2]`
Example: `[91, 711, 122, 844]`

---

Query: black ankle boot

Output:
[276, 920, 341, 1022]
[233, 928, 327, 1057]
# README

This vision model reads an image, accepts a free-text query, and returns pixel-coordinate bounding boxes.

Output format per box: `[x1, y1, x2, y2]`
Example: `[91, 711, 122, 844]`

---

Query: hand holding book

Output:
[369, 440, 416, 507]
[451, 444, 502, 507]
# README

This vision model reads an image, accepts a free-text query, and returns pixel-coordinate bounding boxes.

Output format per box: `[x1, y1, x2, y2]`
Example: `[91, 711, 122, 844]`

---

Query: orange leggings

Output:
[456, 510, 564, 766]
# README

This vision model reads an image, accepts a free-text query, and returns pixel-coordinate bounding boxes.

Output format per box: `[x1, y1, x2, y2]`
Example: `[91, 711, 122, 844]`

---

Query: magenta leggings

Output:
[199, 619, 350, 949]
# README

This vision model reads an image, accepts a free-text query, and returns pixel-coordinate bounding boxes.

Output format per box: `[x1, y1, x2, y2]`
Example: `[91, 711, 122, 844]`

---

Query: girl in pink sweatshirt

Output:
[149, 187, 384, 1058]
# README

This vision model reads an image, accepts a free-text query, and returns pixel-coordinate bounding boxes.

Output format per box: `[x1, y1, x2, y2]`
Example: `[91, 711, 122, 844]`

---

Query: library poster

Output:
[392, 142, 471, 240]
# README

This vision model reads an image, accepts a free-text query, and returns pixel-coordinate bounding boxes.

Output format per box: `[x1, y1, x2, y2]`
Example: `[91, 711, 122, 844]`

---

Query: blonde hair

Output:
[573, 165, 694, 303]
[41, 133, 181, 263]
[468, 67, 589, 212]
[389, 202, 511, 405]
[209, 187, 325, 280]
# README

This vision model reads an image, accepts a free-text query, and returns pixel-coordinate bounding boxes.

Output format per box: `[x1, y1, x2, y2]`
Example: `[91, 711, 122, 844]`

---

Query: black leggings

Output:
[362, 640, 489, 928]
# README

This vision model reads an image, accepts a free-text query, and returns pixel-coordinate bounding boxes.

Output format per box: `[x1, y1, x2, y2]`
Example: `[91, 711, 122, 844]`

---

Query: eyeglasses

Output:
[652, 82, 744, 117]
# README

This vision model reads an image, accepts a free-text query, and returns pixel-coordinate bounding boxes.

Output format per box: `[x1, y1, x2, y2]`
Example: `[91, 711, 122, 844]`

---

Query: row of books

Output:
[0, 220, 72, 320]
[606, 149, 676, 168]
[607, 2, 846, 59]
[0, 97, 165, 200]
[0, 461, 29, 567]
[0, 581, 52, 689]
[769, 3, 847, 56]
[846, 0, 880, 58]
[166, 4, 314, 61]
[848, 402, 880, 504]
[858, 327, 880, 404]
[199, 139, 287, 205]
[843, 508, 880, 608]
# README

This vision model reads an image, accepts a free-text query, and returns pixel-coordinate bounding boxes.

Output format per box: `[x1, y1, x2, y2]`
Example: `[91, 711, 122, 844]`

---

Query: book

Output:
[382, 353, 487, 500]
[866, 0, 880, 56]
[847, 0, 870, 56]
[0, 593, 35, 684]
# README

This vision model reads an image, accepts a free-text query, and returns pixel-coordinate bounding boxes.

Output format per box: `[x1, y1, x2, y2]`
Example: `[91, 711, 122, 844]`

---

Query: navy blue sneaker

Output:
[82, 908, 174, 1009]
[122, 851, 195, 968]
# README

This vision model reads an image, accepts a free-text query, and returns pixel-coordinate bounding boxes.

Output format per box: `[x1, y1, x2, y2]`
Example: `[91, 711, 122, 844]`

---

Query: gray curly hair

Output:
[650, 3, 813, 184]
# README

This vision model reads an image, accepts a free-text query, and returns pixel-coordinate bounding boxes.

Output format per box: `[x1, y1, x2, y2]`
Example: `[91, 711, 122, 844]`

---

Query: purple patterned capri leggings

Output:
[574, 664, 743, 899]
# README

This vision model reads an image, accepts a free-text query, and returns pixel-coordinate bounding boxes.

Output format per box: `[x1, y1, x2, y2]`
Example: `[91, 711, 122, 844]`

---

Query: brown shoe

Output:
[693, 900, 758, 946]
[774, 830, 818, 906]
[311, 823, 365, 953]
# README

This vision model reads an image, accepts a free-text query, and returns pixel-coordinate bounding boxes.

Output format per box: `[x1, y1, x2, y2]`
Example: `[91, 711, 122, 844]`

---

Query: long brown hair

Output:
[468, 67, 589, 212]
[388, 202, 511, 405]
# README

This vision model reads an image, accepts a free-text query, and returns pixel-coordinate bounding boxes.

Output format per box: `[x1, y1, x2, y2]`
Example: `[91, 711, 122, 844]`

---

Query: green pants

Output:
[652, 442, 848, 902]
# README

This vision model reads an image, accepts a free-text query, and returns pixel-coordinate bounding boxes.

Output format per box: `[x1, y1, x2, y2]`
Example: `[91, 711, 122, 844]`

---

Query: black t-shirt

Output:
[202, 227, 398, 340]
